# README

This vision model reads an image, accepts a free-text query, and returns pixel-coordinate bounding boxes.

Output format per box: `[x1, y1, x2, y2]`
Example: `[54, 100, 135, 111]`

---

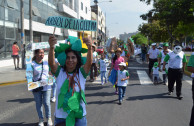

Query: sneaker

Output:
[168, 92, 172, 95]
[177, 96, 183, 100]
[38, 119, 44, 126]
[51, 97, 56, 103]
[101, 82, 104, 85]
[47, 118, 53, 126]
[118, 100, 122, 105]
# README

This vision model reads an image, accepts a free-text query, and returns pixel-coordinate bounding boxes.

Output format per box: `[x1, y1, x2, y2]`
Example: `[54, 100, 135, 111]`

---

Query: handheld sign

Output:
[45, 16, 97, 31]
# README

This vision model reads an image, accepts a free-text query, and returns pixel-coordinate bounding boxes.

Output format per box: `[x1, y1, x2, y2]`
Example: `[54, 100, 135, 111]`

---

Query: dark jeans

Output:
[189, 79, 194, 126]
[141, 53, 146, 62]
[90, 63, 97, 80]
[148, 58, 158, 75]
[168, 68, 183, 96]
[118, 86, 126, 101]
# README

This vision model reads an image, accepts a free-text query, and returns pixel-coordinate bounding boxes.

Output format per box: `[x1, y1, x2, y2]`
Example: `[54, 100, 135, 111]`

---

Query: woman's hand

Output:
[83, 36, 92, 49]
[48, 35, 57, 48]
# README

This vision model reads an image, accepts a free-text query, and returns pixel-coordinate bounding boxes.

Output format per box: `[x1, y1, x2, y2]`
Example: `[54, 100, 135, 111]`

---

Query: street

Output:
[0, 58, 193, 126]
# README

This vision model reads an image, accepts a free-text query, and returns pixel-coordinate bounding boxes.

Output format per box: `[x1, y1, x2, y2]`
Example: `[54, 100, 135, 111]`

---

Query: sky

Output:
[90, 0, 153, 38]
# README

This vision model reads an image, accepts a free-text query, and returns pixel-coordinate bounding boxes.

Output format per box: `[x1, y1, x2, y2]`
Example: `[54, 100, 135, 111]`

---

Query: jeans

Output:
[100, 71, 107, 83]
[55, 116, 87, 126]
[153, 74, 159, 83]
[32, 90, 51, 119]
[52, 82, 57, 98]
[141, 53, 146, 62]
[118, 86, 126, 101]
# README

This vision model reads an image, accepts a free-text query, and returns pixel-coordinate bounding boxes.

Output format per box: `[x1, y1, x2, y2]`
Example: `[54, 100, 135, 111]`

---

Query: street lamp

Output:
[93, 0, 112, 46]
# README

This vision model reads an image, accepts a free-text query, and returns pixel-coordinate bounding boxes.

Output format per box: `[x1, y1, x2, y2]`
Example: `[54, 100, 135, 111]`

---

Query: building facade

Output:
[91, 5, 106, 46]
[0, 0, 91, 59]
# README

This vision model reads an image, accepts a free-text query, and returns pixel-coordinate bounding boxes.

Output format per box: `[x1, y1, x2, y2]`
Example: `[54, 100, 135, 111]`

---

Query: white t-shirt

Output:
[55, 67, 87, 118]
[92, 51, 98, 63]
[168, 51, 185, 69]
[148, 48, 160, 59]
[152, 67, 159, 75]
[160, 49, 172, 63]
[117, 70, 129, 87]
[99, 59, 108, 72]
[31, 60, 51, 91]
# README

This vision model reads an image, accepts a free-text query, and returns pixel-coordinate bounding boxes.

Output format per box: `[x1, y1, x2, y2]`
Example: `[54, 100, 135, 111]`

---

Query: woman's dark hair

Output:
[92, 46, 95, 51]
[32, 49, 41, 61]
[113, 53, 117, 64]
[13, 41, 17, 45]
[62, 49, 83, 73]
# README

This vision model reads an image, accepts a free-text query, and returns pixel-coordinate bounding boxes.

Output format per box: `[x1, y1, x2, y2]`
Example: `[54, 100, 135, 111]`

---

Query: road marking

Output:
[137, 70, 153, 85]
[0, 102, 34, 121]
[136, 57, 143, 64]
[128, 67, 148, 70]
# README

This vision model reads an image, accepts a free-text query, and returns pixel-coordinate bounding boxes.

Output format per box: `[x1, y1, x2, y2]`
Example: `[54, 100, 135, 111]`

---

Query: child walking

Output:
[152, 62, 159, 84]
[99, 53, 108, 85]
[116, 62, 129, 105]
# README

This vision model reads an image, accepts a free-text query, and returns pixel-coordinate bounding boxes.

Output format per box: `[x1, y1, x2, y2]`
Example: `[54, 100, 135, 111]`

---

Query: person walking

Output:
[152, 62, 159, 84]
[109, 48, 125, 94]
[141, 43, 147, 62]
[163, 44, 187, 100]
[31, 49, 53, 126]
[99, 53, 108, 85]
[90, 45, 98, 82]
[12, 41, 20, 70]
[158, 43, 172, 85]
[187, 52, 194, 126]
[147, 43, 160, 75]
[48, 35, 92, 126]
[115, 62, 129, 105]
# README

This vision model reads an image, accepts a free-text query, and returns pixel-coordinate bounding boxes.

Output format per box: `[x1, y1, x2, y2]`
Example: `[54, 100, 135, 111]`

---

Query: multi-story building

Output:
[91, 5, 106, 46]
[119, 32, 138, 42]
[0, 0, 91, 60]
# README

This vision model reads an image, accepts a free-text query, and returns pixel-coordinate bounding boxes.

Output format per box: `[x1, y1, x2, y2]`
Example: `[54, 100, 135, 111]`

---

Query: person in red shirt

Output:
[12, 41, 20, 70]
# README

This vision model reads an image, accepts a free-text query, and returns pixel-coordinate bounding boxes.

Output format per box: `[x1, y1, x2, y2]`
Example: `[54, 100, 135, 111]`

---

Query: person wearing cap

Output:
[152, 62, 160, 84]
[158, 43, 172, 85]
[115, 62, 129, 105]
[147, 43, 160, 75]
[187, 52, 194, 126]
[109, 48, 125, 94]
[162, 43, 187, 100]
[90, 44, 98, 82]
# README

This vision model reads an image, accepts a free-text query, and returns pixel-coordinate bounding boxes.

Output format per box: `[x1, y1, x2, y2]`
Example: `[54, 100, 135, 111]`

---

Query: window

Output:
[0, 26, 5, 39]
[81, 2, 83, 10]
[5, 27, 15, 39]
[85, 7, 87, 14]
[0, 6, 4, 20]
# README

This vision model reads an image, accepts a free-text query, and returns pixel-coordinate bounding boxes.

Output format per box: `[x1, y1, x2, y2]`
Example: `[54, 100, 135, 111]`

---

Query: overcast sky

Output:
[90, 0, 153, 38]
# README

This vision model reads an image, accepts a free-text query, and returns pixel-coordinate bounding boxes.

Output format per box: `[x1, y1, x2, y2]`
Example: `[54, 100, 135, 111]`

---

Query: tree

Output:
[139, 0, 194, 45]
[131, 33, 148, 45]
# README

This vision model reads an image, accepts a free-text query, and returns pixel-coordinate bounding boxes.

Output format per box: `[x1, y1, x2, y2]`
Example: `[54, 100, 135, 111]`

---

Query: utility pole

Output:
[94, 0, 98, 46]
[29, 0, 33, 44]
[21, 0, 25, 69]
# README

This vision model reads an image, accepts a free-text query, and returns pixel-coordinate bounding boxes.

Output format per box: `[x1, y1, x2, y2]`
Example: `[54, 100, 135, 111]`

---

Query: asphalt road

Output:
[0, 58, 193, 126]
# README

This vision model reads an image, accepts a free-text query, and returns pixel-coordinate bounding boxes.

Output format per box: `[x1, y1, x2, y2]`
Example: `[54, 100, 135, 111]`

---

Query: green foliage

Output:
[139, 0, 194, 43]
[131, 33, 148, 45]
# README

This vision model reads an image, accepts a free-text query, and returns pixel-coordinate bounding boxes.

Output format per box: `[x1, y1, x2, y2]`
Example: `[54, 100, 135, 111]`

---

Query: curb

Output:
[0, 80, 27, 86]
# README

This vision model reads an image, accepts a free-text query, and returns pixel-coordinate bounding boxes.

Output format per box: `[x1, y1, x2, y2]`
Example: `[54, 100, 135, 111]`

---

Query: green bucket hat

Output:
[154, 62, 158, 67]
[163, 42, 169, 47]
[54, 36, 88, 66]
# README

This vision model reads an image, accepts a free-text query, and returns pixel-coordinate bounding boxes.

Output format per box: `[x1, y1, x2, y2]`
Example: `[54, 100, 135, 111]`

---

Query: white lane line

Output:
[136, 57, 143, 64]
[137, 70, 153, 85]
[183, 75, 192, 85]
[128, 67, 148, 70]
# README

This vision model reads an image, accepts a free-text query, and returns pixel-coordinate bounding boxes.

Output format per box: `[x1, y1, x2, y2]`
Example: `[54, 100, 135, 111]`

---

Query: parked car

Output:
[96, 46, 104, 54]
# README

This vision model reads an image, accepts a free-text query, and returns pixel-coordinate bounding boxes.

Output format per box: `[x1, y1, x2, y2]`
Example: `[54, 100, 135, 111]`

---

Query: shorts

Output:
[12, 55, 19, 58]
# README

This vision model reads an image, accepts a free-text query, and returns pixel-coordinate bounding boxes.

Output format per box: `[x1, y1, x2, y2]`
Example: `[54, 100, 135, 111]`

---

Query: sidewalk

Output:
[0, 65, 26, 85]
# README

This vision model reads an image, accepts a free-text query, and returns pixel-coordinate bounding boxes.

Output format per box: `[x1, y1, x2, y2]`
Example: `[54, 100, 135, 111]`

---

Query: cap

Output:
[118, 62, 126, 67]
[154, 62, 158, 67]
[151, 43, 156, 46]
[163, 43, 169, 47]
